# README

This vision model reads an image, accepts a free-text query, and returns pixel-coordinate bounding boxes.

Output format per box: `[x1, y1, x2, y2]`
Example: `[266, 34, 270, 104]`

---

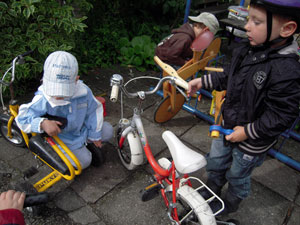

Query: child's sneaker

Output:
[86, 143, 105, 167]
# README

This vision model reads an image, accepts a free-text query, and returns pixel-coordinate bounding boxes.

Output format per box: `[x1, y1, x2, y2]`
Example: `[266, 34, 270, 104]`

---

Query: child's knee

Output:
[101, 121, 113, 142]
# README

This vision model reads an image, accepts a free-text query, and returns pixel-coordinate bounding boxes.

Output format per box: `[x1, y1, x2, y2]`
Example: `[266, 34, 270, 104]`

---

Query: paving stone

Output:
[252, 157, 300, 202]
[71, 143, 130, 203]
[181, 121, 213, 154]
[93, 169, 171, 225]
[287, 205, 300, 225]
[220, 181, 291, 225]
[68, 205, 100, 225]
[54, 187, 86, 212]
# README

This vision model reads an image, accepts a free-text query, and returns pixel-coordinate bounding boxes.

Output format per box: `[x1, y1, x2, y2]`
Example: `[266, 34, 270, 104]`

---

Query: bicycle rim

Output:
[0, 122, 25, 147]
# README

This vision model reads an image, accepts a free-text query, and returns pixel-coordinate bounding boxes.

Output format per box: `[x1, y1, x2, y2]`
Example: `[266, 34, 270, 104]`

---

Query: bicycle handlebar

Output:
[20, 50, 34, 58]
[110, 75, 187, 102]
[0, 50, 33, 86]
[24, 192, 49, 208]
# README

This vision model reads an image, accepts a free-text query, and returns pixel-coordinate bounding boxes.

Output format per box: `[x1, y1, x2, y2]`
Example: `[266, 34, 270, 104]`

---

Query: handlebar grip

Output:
[20, 50, 34, 57]
[24, 192, 49, 208]
[175, 78, 188, 90]
[110, 84, 119, 102]
[204, 67, 224, 72]
[209, 125, 234, 138]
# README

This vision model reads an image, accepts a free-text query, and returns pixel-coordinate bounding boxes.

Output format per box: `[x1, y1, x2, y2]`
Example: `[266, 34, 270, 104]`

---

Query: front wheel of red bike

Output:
[116, 128, 143, 170]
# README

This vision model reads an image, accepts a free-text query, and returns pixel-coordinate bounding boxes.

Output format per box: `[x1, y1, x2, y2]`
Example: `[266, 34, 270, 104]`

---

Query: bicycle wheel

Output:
[154, 93, 185, 123]
[177, 185, 216, 225]
[0, 120, 26, 147]
[116, 128, 143, 170]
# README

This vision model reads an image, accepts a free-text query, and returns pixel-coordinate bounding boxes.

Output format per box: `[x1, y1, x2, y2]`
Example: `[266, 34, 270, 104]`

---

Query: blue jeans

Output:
[206, 135, 266, 199]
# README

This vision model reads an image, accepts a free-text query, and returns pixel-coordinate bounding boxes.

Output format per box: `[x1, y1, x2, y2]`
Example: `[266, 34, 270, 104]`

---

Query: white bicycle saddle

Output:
[162, 130, 207, 174]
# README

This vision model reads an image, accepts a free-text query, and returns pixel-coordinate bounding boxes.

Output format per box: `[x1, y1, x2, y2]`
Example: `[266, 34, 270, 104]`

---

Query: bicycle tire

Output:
[177, 185, 217, 225]
[153, 93, 185, 123]
[116, 129, 143, 170]
[0, 121, 26, 147]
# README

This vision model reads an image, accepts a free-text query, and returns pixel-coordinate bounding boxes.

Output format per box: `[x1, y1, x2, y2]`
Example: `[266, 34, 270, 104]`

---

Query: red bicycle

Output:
[109, 58, 241, 225]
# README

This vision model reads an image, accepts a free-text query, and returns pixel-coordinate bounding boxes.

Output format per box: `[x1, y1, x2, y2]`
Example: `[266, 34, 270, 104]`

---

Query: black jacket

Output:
[201, 39, 300, 155]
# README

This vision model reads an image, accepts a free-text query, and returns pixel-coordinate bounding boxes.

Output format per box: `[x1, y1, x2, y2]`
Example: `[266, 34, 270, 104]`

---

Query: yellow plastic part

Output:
[34, 171, 62, 192]
[45, 136, 82, 181]
[52, 136, 82, 176]
[209, 90, 216, 116]
[210, 130, 220, 138]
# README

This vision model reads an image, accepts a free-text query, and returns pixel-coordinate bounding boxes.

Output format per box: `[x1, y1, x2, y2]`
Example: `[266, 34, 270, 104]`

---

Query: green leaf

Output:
[132, 56, 142, 66]
[8, 9, 18, 17]
[118, 37, 129, 47]
[0, 2, 8, 9]
[23, 8, 30, 19]
[37, 15, 44, 22]
[133, 45, 142, 55]
[131, 36, 143, 48]
[29, 5, 35, 14]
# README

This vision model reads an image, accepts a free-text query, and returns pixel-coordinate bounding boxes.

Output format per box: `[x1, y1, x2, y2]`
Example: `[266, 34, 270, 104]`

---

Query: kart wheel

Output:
[0, 121, 26, 147]
[154, 93, 185, 123]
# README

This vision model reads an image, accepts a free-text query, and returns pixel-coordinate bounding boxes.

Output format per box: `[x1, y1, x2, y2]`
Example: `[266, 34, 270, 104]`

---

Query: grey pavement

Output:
[1, 64, 300, 225]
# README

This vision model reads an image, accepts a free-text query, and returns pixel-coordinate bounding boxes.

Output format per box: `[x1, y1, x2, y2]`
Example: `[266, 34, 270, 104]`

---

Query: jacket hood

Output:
[278, 39, 299, 55]
[171, 23, 195, 39]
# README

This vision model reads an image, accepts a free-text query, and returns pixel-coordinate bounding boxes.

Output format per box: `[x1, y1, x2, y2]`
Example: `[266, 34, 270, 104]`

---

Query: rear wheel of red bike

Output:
[0, 121, 26, 147]
[116, 128, 143, 170]
[177, 185, 216, 225]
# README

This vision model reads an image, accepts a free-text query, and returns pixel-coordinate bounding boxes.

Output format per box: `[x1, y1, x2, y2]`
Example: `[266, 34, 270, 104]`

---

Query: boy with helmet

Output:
[16, 51, 113, 169]
[188, 0, 300, 215]
[155, 12, 219, 67]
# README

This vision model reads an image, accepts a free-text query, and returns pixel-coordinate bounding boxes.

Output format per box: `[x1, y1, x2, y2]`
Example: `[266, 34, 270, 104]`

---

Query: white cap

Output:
[188, 12, 219, 35]
[43, 51, 78, 97]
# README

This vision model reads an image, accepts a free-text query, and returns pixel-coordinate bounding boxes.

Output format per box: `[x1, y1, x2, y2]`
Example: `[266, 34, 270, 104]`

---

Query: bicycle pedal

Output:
[140, 182, 162, 202]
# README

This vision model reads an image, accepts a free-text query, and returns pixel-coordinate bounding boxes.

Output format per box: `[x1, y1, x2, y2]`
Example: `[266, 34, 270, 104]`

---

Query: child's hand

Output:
[225, 126, 247, 143]
[41, 119, 62, 136]
[0, 190, 26, 211]
[92, 139, 102, 148]
[187, 78, 202, 97]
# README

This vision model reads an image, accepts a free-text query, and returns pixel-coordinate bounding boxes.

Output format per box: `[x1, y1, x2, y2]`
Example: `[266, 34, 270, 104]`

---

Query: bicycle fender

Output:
[177, 185, 217, 225]
[127, 132, 143, 166]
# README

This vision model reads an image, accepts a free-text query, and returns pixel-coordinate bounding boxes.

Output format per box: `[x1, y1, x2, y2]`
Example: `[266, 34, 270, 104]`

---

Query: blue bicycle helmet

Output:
[250, 0, 300, 45]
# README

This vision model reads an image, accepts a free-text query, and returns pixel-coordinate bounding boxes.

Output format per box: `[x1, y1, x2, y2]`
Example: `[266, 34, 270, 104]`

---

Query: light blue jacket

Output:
[16, 81, 103, 150]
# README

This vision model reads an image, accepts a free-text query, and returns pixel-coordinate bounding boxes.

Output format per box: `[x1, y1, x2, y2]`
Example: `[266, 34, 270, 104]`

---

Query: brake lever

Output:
[175, 85, 189, 101]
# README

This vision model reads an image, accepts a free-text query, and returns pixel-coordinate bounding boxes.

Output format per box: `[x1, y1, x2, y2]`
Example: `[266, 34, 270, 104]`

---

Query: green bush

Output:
[73, 0, 186, 73]
[0, 0, 91, 98]
[117, 35, 156, 72]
